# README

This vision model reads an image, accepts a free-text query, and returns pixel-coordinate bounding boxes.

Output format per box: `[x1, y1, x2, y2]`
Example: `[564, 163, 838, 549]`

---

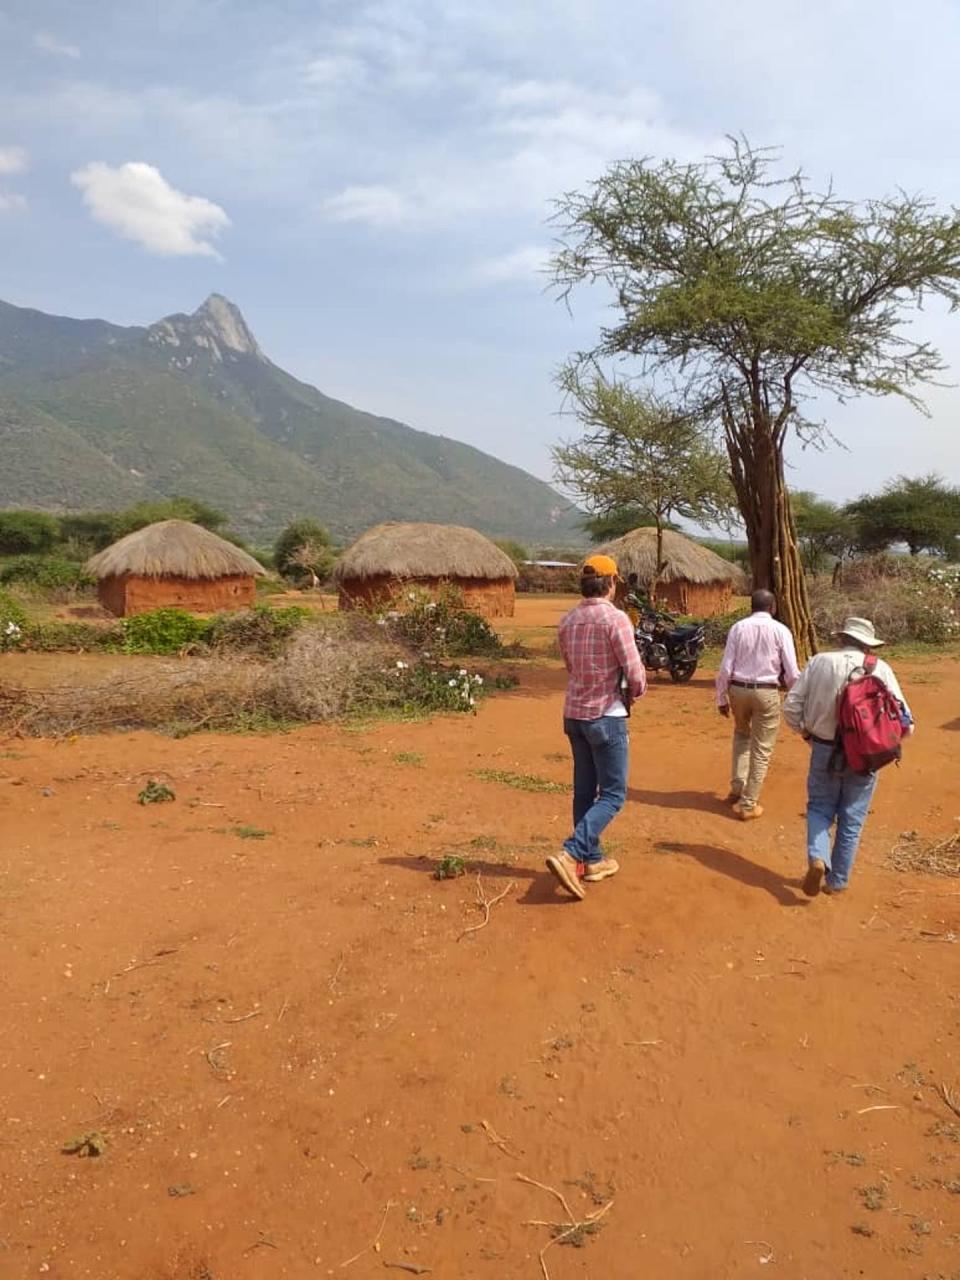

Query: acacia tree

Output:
[552, 376, 736, 599]
[846, 473, 960, 557]
[790, 491, 858, 574]
[552, 139, 960, 656]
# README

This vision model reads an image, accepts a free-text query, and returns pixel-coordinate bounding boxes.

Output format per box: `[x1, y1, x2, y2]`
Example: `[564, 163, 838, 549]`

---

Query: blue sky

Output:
[2, 0, 960, 517]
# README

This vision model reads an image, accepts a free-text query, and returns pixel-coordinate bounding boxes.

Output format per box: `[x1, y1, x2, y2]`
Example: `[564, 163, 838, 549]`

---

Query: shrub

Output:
[701, 603, 751, 648]
[0, 589, 27, 650]
[21, 621, 123, 652]
[809, 562, 959, 646]
[0, 556, 93, 591]
[380, 589, 504, 657]
[274, 519, 336, 580]
[0, 510, 60, 555]
[121, 608, 213, 655]
[205, 604, 310, 656]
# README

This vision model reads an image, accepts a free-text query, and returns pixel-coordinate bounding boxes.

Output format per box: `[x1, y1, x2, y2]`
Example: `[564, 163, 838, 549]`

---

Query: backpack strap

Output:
[863, 653, 878, 675]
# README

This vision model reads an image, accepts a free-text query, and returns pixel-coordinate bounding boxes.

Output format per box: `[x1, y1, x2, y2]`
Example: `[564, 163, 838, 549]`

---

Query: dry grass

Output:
[333, 521, 517, 583]
[0, 619, 405, 737]
[888, 829, 960, 878]
[86, 520, 265, 581]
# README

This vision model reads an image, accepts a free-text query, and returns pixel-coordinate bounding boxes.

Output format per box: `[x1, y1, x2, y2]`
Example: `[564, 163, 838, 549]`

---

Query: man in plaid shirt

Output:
[546, 554, 647, 900]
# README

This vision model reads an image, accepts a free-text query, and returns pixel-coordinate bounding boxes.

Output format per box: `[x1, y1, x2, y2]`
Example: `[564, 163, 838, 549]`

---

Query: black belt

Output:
[810, 734, 834, 746]
[730, 680, 778, 689]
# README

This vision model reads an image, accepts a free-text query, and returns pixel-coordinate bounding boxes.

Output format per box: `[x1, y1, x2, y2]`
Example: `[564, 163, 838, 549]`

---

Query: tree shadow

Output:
[655, 841, 807, 907]
[629, 788, 730, 815]
[943, 717, 960, 732]
[379, 853, 576, 907]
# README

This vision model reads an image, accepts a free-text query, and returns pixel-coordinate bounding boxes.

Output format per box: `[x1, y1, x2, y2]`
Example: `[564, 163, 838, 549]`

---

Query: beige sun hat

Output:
[834, 616, 885, 648]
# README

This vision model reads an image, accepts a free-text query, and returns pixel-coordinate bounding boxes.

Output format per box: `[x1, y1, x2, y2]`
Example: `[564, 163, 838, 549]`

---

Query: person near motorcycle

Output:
[715, 589, 800, 820]
[547, 554, 647, 900]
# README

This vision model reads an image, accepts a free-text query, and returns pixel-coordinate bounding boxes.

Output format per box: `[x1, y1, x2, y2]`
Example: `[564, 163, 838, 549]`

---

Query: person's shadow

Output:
[628, 788, 729, 815]
[655, 841, 807, 906]
[379, 853, 575, 907]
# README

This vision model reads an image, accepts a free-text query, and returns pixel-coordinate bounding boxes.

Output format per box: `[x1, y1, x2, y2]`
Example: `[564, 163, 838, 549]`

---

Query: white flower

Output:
[458, 669, 467, 677]
[376, 617, 387, 627]
[469, 697, 476, 706]
[396, 660, 408, 669]
[448, 678, 457, 687]
[425, 602, 437, 611]
[473, 674, 483, 685]
[408, 591, 416, 600]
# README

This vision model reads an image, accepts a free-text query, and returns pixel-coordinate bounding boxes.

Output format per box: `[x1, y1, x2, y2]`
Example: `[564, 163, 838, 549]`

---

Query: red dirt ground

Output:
[1, 596, 959, 1280]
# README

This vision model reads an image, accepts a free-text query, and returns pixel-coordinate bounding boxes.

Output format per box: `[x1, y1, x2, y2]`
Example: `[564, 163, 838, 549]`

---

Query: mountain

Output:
[0, 295, 581, 544]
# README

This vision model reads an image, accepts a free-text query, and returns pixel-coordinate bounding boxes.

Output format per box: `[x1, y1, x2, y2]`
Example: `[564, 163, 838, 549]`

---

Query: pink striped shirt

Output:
[558, 598, 647, 720]
[715, 611, 800, 707]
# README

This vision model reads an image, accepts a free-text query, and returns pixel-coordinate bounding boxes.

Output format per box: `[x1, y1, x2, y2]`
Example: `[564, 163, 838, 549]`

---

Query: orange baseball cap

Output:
[581, 553, 618, 578]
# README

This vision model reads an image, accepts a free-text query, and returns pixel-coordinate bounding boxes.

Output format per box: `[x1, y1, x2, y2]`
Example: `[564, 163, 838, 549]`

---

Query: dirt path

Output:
[1, 603, 958, 1279]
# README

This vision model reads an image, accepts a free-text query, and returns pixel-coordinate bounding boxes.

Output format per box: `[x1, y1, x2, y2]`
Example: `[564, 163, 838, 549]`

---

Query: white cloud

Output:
[473, 244, 550, 285]
[70, 161, 230, 257]
[0, 192, 27, 214]
[0, 146, 28, 175]
[322, 183, 410, 227]
[34, 30, 81, 59]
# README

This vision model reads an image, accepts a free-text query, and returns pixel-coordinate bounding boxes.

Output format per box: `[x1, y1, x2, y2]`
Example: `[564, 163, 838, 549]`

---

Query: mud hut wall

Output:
[648, 580, 733, 617]
[338, 574, 515, 619]
[98, 573, 256, 617]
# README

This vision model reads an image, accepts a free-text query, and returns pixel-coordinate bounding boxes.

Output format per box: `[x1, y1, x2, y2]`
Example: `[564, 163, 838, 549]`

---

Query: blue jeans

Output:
[563, 716, 629, 864]
[806, 741, 878, 889]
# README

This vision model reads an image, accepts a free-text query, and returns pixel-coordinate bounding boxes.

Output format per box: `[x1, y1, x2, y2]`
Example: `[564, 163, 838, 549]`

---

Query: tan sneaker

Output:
[803, 858, 826, 897]
[736, 803, 764, 821]
[583, 857, 620, 883]
[545, 851, 586, 901]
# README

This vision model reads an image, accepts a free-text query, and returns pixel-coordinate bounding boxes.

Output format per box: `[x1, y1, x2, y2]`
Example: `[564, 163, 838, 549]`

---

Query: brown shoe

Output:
[725, 790, 743, 806]
[583, 857, 620, 883]
[545, 851, 586, 900]
[737, 803, 764, 821]
[803, 859, 826, 897]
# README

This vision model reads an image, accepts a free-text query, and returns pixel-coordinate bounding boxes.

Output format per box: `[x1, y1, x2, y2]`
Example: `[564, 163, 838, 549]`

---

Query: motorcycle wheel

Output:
[670, 661, 698, 684]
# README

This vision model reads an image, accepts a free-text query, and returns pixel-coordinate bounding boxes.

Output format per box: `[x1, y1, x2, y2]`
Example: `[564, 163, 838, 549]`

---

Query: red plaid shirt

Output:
[558, 598, 647, 720]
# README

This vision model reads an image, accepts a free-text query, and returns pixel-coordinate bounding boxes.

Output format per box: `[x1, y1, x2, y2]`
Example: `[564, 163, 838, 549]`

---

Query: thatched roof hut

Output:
[597, 527, 747, 617]
[86, 520, 265, 617]
[334, 522, 518, 618]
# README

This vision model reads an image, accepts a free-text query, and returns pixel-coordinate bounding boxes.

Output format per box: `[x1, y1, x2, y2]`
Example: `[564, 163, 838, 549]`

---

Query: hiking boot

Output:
[545, 851, 586, 901]
[803, 858, 826, 897]
[823, 882, 848, 897]
[583, 857, 620, 883]
[736, 803, 764, 821]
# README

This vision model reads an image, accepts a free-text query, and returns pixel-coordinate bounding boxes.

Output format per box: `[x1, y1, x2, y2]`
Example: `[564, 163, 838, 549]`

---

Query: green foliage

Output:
[493, 539, 529, 566]
[0, 555, 92, 590]
[553, 379, 736, 570]
[0, 588, 27, 649]
[0, 509, 60, 555]
[205, 604, 310, 656]
[845, 474, 960, 557]
[138, 780, 175, 805]
[700, 603, 752, 648]
[62, 1131, 107, 1158]
[388, 662, 486, 715]
[696, 539, 751, 568]
[809, 557, 960, 645]
[789, 491, 858, 572]
[273, 519, 336, 579]
[380, 590, 504, 658]
[584, 506, 659, 543]
[231, 824, 270, 840]
[114, 496, 228, 537]
[122, 608, 212, 655]
[434, 855, 466, 880]
[58, 511, 121, 554]
[20, 621, 122, 652]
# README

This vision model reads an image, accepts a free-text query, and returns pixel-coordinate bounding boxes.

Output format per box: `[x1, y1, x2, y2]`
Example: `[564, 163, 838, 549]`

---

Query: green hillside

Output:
[0, 295, 580, 543]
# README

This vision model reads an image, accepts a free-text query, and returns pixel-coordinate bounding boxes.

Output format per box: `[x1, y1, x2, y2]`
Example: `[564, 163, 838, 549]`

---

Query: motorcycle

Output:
[632, 602, 705, 684]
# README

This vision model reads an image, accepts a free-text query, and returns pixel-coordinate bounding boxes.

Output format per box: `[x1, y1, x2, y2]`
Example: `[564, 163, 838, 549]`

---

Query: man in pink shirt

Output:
[715, 589, 800, 820]
[546, 554, 647, 900]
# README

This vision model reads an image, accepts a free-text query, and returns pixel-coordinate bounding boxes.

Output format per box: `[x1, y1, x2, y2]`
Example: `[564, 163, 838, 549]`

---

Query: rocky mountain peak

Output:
[148, 293, 261, 361]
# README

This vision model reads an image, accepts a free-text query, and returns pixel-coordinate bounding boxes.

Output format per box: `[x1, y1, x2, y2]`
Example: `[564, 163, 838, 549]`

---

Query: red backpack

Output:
[835, 654, 903, 774]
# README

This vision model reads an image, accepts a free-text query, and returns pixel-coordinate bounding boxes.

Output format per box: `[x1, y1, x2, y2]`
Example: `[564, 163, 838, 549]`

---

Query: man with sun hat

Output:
[546, 553, 647, 900]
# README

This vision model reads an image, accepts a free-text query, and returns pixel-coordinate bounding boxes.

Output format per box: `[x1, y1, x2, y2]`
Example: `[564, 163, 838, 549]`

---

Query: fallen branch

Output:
[856, 1104, 901, 1115]
[936, 1081, 960, 1119]
[341, 1201, 394, 1269]
[223, 1008, 262, 1024]
[383, 1264, 431, 1275]
[458, 874, 515, 942]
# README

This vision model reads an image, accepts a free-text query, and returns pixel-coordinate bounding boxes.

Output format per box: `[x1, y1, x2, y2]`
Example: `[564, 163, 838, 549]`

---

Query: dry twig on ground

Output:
[479, 1119, 518, 1158]
[341, 1201, 395, 1269]
[888, 829, 960, 878]
[517, 1172, 614, 1280]
[458, 873, 516, 941]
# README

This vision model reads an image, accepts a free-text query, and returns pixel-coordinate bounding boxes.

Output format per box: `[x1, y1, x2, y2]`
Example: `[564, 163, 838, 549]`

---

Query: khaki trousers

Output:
[728, 685, 781, 809]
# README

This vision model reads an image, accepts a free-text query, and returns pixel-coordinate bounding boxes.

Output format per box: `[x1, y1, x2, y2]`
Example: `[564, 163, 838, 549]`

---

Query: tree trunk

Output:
[723, 397, 818, 662]
[650, 517, 665, 607]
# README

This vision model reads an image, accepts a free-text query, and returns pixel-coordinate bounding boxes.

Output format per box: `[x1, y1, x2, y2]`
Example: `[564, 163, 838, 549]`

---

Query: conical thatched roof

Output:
[85, 520, 265, 581]
[334, 522, 518, 583]
[596, 527, 748, 589]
